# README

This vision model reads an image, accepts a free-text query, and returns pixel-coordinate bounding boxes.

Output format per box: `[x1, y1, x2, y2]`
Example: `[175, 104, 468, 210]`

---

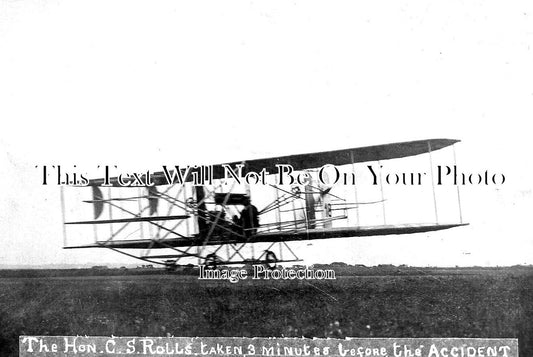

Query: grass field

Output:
[1, 268, 532, 356]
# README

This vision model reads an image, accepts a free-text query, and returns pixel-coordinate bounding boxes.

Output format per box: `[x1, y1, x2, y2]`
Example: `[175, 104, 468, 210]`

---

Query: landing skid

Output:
[157, 240, 303, 271]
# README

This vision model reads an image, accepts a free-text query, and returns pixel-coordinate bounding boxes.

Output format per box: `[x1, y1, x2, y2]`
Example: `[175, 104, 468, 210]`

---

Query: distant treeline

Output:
[0, 268, 169, 279]
[1, 265, 532, 279]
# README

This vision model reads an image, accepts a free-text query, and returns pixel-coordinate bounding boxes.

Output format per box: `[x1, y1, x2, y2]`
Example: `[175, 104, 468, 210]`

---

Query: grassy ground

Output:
[1, 269, 532, 356]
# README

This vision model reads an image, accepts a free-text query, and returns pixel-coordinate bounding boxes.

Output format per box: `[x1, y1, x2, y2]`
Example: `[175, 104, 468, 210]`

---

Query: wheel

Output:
[185, 197, 197, 209]
[264, 250, 277, 269]
[164, 260, 178, 272]
[205, 253, 221, 269]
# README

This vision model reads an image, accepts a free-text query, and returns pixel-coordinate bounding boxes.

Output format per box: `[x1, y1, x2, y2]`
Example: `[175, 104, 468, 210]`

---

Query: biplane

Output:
[62, 139, 468, 269]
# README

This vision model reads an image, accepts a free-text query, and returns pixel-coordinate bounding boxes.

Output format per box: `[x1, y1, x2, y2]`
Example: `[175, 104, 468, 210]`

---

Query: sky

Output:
[0, 0, 532, 267]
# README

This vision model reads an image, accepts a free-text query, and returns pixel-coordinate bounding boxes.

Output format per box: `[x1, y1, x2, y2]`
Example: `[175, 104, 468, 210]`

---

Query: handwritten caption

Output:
[20, 336, 518, 357]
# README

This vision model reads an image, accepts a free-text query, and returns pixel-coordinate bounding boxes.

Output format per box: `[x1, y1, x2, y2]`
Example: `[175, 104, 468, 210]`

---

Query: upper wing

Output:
[88, 138, 459, 186]
[220, 138, 458, 173]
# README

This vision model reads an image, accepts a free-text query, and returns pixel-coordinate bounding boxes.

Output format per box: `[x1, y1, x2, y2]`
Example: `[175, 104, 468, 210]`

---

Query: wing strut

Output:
[453, 145, 464, 223]
[350, 151, 360, 226]
[378, 160, 386, 225]
[60, 186, 67, 247]
[428, 141, 439, 224]
[108, 187, 114, 238]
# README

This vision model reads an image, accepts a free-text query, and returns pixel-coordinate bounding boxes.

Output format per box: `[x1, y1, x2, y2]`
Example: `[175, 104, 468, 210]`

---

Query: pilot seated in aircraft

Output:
[238, 197, 259, 237]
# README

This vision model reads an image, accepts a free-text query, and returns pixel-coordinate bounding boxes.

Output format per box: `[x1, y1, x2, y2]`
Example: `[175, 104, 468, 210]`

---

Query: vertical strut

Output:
[108, 187, 114, 237]
[275, 188, 282, 231]
[183, 184, 190, 236]
[93, 188, 98, 243]
[60, 186, 67, 247]
[196, 182, 200, 265]
[350, 151, 360, 226]
[453, 145, 463, 223]
[138, 187, 145, 239]
[292, 199, 298, 229]
[378, 160, 386, 225]
[428, 141, 439, 223]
